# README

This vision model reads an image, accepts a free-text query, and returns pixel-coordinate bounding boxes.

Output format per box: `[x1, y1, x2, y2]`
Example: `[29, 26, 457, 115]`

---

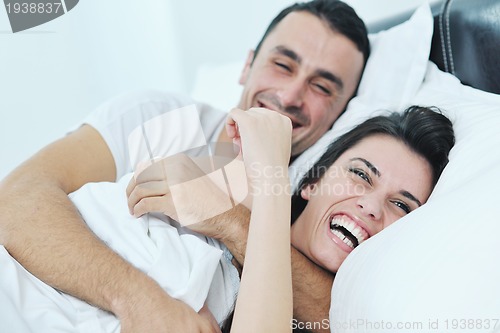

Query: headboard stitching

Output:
[444, 0, 455, 74]
[438, 1, 449, 73]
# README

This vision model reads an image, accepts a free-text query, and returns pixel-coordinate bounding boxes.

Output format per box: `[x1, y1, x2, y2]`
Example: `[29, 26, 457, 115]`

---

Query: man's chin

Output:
[290, 141, 307, 158]
[291, 127, 306, 142]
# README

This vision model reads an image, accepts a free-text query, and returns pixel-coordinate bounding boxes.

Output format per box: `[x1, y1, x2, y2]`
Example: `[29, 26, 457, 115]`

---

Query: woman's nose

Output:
[356, 193, 383, 222]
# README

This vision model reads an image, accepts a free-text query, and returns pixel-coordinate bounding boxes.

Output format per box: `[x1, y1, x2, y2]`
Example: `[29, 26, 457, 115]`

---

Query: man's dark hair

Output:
[253, 0, 370, 66]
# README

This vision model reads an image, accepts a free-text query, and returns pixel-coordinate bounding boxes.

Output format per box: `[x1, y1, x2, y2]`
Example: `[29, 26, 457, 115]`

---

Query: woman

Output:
[288, 105, 454, 273]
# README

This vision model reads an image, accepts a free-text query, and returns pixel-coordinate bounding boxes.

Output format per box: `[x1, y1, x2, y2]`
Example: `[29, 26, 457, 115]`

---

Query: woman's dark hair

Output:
[253, 0, 370, 66]
[290, 105, 455, 223]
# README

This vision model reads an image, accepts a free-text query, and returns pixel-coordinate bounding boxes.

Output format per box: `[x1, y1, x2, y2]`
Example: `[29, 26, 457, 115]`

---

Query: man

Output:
[0, 0, 368, 332]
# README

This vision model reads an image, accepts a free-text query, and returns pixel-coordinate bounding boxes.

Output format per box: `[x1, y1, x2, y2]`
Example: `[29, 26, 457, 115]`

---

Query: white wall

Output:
[0, 0, 438, 179]
[0, 0, 185, 178]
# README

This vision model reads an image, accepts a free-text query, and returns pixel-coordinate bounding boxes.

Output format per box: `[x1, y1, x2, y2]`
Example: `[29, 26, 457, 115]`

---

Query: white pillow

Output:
[329, 62, 500, 332]
[289, 3, 433, 188]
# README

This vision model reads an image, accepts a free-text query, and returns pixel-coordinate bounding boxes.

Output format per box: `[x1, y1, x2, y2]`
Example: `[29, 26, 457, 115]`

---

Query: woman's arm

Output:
[231, 175, 292, 332]
[225, 108, 293, 333]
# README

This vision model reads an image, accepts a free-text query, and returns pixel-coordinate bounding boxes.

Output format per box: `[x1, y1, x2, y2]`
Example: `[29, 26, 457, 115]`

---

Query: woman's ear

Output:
[238, 49, 255, 85]
[300, 184, 314, 201]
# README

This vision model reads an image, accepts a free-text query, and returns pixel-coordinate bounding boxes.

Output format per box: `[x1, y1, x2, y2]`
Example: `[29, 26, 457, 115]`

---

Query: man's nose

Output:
[276, 78, 306, 108]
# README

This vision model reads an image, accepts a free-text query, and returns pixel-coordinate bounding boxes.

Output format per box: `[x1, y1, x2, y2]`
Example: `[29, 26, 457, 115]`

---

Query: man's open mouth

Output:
[330, 215, 369, 249]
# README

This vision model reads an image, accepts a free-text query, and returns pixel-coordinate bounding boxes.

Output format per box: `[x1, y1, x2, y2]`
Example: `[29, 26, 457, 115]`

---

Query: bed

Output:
[1, 1, 499, 332]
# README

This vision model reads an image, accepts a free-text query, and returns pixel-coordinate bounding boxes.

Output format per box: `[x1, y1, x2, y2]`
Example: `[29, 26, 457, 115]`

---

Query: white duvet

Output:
[0, 173, 239, 333]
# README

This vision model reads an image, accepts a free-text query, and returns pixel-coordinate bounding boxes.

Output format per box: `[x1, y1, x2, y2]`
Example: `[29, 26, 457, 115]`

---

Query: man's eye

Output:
[392, 200, 411, 214]
[275, 62, 291, 72]
[349, 167, 371, 185]
[312, 83, 331, 96]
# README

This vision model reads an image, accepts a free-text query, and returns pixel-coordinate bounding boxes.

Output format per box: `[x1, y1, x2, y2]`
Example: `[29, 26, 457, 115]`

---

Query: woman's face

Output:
[290, 134, 433, 273]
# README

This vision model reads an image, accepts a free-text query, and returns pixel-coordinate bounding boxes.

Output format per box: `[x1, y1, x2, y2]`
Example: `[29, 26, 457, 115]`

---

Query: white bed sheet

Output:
[0, 173, 239, 332]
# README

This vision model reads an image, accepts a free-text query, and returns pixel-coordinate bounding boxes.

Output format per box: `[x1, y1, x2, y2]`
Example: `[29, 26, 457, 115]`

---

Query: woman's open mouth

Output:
[329, 215, 369, 249]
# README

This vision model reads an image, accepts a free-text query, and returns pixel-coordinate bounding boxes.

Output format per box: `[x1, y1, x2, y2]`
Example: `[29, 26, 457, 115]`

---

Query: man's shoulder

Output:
[103, 89, 200, 109]
[100, 89, 226, 119]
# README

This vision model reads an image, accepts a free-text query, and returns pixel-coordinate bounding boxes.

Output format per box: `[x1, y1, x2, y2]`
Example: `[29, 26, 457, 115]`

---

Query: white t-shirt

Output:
[83, 89, 228, 179]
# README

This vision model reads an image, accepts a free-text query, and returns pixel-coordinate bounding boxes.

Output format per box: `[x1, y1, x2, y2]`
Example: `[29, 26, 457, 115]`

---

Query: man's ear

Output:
[300, 184, 314, 201]
[238, 49, 255, 85]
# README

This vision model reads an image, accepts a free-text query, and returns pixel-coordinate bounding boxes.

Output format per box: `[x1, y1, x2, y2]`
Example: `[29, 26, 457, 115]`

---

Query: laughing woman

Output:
[288, 105, 454, 274]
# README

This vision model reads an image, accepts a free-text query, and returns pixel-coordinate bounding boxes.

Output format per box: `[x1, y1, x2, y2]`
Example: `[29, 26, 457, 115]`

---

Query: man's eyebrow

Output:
[351, 157, 423, 207]
[273, 45, 302, 64]
[272, 46, 344, 91]
[315, 69, 344, 91]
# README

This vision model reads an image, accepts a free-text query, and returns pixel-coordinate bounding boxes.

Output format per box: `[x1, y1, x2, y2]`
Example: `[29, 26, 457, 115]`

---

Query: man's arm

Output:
[0, 125, 217, 332]
[0, 125, 144, 310]
[0, 125, 121, 307]
[290, 247, 334, 333]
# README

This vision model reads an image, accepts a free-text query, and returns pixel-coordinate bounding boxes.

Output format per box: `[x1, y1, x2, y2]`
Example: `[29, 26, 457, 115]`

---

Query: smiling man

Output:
[0, 1, 369, 332]
[234, 7, 366, 157]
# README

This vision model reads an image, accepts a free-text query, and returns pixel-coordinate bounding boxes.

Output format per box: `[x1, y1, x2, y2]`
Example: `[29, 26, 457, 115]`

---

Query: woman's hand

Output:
[226, 107, 292, 172]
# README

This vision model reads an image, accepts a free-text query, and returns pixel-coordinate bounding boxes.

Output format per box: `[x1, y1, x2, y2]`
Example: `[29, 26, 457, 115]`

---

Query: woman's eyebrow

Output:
[350, 157, 423, 207]
[400, 190, 422, 207]
[350, 157, 380, 177]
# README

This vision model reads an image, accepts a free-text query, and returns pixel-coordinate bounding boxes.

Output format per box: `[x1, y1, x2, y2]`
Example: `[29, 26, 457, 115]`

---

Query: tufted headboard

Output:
[368, 0, 500, 95]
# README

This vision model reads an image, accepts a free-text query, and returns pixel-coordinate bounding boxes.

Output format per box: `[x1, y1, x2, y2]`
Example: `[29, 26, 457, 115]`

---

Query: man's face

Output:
[237, 11, 365, 157]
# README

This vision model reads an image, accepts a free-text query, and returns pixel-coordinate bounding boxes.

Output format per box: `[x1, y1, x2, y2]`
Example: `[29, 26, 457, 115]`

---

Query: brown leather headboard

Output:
[368, 0, 500, 95]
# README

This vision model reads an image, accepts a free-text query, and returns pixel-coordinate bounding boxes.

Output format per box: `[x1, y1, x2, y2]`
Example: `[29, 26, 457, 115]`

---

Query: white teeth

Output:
[331, 229, 355, 248]
[330, 216, 369, 247]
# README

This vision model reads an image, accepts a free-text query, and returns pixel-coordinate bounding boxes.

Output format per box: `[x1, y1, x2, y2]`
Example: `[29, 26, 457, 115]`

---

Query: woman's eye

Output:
[349, 167, 372, 185]
[392, 200, 411, 214]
